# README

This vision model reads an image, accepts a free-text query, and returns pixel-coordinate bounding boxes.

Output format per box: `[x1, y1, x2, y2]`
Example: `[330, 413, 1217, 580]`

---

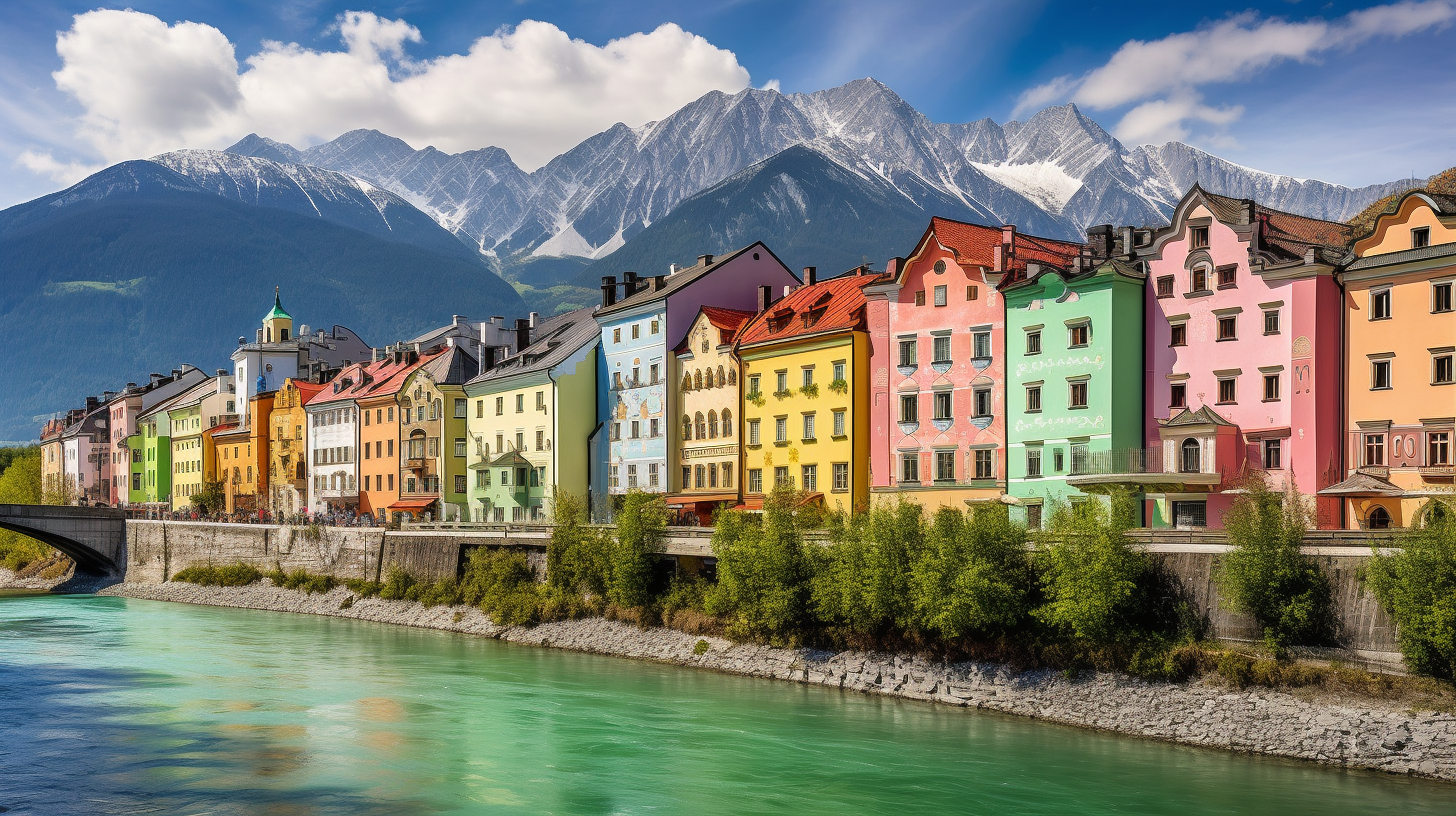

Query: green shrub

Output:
[814, 500, 925, 637]
[694, 639, 710, 656]
[1034, 490, 1155, 646]
[547, 491, 612, 599]
[1365, 509, 1456, 681]
[911, 504, 1033, 640]
[1216, 478, 1331, 650]
[609, 491, 667, 610]
[461, 547, 543, 625]
[706, 486, 814, 644]
[343, 578, 382, 597]
[0, 453, 50, 571]
[417, 577, 464, 608]
[171, 563, 263, 587]
[379, 566, 417, 601]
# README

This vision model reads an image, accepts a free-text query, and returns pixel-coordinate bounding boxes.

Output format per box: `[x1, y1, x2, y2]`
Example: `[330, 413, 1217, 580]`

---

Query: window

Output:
[1027, 504, 1042, 530]
[748, 419, 761, 445]
[536, 391, 546, 410]
[1365, 433, 1385, 466]
[1436, 352, 1454, 385]
[801, 465, 818, 492]
[651, 319, 659, 335]
[683, 415, 693, 440]
[1069, 323, 1090, 347]
[1413, 226, 1431, 248]
[454, 438, 467, 457]
[900, 454, 919, 483]
[1263, 309, 1280, 335]
[898, 339, 917, 368]
[776, 371, 788, 393]
[613, 328, 622, 343]
[1170, 383, 1187, 408]
[833, 361, 846, 382]
[1173, 501, 1207, 529]
[1180, 438, 1201, 473]
[966, 285, 979, 301]
[774, 466, 790, 487]
[683, 466, 692, 488]
[934, 392, 952, 421]
[748, 469, 763, 494]
[649, 364, 659, 384]
[631, 324, 640, 340]
[1216, 264, 1237, 288]
[900, 394, 918, 423]
[973, 331, 991, 358]
[1191, 266, 1209, 293]
[914, 290, 926, 307]
[832, 463, 849, 491]
[775, 417, 788, 443]
[454, 475, 467, 494]
[650, 418, 660, 438]
[694, 464, 705, 489]
[1429, 432, 1450, 466]
[1218, 377, 1236, 404]
[975, 449, 994, 480]
[973, 388, 991, 418]
[934, 450, 955, 481]
[832, 410, 846, 437]
[454, 399, 467, 419]
[1263, 439, 1282, 470]
[627, 464, 638, 488]
[495, 397, 504, 416]
[748, 374, 760, 396]
[708, 464, 718, 488]
[1372, 359, 1392, 390]
[1069, 380, 1088, 409]
[802, 414, 816, 440]
[1371, 288, 1392, 320]
[535, 430, 545, 451]
[1026, 384, 1042, 412]
[1068, 443, 1088, 476]
[630, 420, 640, 439]
[611, 423, 620, 441]
[802, 367, 815, 388]
[1169, 323, 1187, 347]
[933, 285, 947, 307]
[1026, 331, 1041, 355]
[1217, 316, 1237, 341]
[1263, 374, 1280, 401]
[932, 335, 951, 363]
[1190, 225, 1209, 248]
[1435, 281, 1453, 313]
[1026, 447, 1042, 478]
[722, 464, 733, 488]
[1156, 276, 1174, 298]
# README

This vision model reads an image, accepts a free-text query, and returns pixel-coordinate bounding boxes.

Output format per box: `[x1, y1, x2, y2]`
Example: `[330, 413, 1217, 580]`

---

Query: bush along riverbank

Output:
[99, 483, 1456, 778]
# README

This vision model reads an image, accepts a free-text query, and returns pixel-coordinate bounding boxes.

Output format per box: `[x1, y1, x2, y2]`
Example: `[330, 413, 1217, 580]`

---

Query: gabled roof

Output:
[141, 376, 218, 419]
[904, 217, 1083, 283]
[1164, 405, 1234, 428]
[414, 344, 479, 387]
[1186, 186, 1352, 265]
[672, 306, 754, 354]
[306, 347, 448, 407]
[490, 450, 533, 468]
[283, 378, 326, 404]
[466, 306, 599, 388]
[735, 270, 886, 349]
[595, 241, 794, 318]
[1317, 471, 1405, 497]
[1001, 255, 1145, 294]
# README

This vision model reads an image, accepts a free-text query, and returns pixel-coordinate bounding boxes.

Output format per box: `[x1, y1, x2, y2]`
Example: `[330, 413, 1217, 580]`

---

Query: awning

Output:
[1317, 472, 1405, 497]
[666, 492, 738, 506]
[388, 497, 439, 511]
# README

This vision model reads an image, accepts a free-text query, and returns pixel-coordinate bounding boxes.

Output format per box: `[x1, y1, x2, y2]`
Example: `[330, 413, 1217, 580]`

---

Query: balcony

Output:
[1420, 465, 1455, 479]
[1065, 448, 1221, 492]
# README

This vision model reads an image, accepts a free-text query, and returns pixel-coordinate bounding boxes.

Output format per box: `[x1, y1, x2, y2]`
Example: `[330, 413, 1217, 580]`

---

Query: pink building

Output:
[1141, 187, 1351, 528]
[865, 218, 1082, 511]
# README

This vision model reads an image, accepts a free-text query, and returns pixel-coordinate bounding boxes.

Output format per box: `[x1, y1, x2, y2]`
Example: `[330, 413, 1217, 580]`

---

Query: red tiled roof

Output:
[304, 347, 448, 407]
[919, 217, 1083, 275]
[735, 271, 886, 348]
[1198, 189, 1352, 262]
[673, 306, 755, 354]
[290, 380, 326, 403]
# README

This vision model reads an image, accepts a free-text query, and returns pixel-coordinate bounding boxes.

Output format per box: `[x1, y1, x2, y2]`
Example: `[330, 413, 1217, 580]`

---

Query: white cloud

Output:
[15, 149, 104, 184]
[1015, 1, 1455, 142]
[43, 9, 751, 172]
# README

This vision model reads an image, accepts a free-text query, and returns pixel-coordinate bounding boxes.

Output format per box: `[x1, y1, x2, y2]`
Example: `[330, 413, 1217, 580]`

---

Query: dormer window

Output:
[1190, 226, 1209, 249]
[1413, 227, 1431, 249]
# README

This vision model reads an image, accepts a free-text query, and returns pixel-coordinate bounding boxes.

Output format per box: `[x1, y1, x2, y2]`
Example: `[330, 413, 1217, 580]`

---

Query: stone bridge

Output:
[0, 504, 126, 574]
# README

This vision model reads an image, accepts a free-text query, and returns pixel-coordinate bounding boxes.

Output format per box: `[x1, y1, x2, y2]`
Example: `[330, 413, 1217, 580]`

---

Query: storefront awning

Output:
[666, 492, 738, 507]
[388, 497, 439, 511]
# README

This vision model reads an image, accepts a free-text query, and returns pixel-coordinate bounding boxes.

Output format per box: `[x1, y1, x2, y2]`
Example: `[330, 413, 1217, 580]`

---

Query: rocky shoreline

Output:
[88, 580, 1456, 782]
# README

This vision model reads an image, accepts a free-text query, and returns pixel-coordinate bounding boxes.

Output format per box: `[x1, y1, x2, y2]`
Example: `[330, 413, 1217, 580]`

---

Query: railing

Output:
[1075, 448, 1170, 476]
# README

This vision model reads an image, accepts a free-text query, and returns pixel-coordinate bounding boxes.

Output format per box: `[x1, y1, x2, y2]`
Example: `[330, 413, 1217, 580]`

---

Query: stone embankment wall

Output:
[99, 580, 1456, 783]
[124, 520, 1402, 661]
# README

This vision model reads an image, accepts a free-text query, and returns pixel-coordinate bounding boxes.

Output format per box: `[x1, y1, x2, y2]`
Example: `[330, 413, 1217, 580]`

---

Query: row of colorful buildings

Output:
[41, 183, 1455, 530]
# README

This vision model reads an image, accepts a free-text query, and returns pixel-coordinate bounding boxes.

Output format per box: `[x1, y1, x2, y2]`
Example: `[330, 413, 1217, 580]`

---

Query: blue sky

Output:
[3, 0, 1455, 207]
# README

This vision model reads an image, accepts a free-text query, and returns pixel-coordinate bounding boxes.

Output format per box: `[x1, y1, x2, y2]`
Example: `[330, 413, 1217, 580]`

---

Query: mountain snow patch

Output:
[971, 161, 1084, 214]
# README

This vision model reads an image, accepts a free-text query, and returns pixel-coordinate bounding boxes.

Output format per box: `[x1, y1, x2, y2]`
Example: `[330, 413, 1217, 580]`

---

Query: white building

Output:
[231, 289, 370, 422]
[304, 372, 361, 515]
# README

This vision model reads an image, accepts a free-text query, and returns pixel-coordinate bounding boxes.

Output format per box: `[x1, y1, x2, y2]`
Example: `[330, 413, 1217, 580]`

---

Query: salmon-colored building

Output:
[1323, 190, 1456, 528]
[864, 218, 1081, 512]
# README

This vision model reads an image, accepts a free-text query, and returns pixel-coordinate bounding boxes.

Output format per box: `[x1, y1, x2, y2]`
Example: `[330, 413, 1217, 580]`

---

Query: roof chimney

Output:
[1001, 224, 1016, 266]
[758, 285, 776, 312]
[652, 275, 666, 291]
[85, 395, 99, 412]
[514, 318, 531, 352]
[885, 257, 904, 278]
[803, 266, 817, 286]
[453, 314, 466, 327]
[1121, 227, 1134, 258]
[529, 311, 539, 328]
[622, 271, 639, 297]
[601, 275, 617, 307]
[698, 254, 714, 267]
[668, 263, 678, 275]
[482, 345, 498, 372]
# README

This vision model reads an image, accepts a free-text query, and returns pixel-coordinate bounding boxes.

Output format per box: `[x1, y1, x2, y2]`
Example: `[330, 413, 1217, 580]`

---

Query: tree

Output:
[191, 480, 227, 515]
[1034, 490, 1150, 645]
[547, 490, 611, 599]
[0, 453, 51, 569]
[706, 485, 815, 643]
[41, 472, 77, 506]
[1365, 504, 1456, 680]
[609, 490, 667, 609]
[814, 499, 925, 637]
[912, 504, 1034, 640]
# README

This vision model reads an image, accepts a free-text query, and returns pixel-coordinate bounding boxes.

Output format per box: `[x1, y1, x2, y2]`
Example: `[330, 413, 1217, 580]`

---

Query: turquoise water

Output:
[2, 594, 1453, 815]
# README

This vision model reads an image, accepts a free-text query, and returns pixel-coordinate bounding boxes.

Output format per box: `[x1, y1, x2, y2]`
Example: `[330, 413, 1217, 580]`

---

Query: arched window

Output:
[694, 370, 703, 389]
[718, 366, 726, 388]
[1179, 438, 1201, 473]
[682, 415, 692, 441]
[695, 412, 707, 440]
[708, 410, 718, 439]
[722, 409, 733, 437]
[682, 373, 693, 392]
[704, 369, 714, 388]
[1367, 506, 1392, 530]
[728, 368, 737, 385]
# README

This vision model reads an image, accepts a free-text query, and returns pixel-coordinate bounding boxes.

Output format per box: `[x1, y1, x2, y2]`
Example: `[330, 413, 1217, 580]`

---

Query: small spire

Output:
[265, 286, 292, 322]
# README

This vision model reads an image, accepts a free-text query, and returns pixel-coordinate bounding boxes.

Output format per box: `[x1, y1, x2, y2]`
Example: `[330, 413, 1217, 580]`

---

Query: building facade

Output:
[737, 269, 880, 514]
[668, 306, 752, 524]
[393, 345, 477, 521]
[1324, 190, 1456, 528]
[165, 375, 234, 511]
[304, 372, 362, 516]
[231, 289, 369, 413]
[268, 378, 323, 516]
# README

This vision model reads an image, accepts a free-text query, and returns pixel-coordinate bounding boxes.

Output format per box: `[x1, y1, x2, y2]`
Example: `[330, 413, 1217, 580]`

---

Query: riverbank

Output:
[96, 579, 1456, 782]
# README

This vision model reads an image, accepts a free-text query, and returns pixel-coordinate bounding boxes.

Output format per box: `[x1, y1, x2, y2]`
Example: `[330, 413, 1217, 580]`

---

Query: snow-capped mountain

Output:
[229, 77, 1416, 261]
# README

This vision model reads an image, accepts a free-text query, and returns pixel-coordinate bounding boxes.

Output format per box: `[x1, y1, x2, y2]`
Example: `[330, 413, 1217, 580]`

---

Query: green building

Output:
[134, 410, 173, 507]
[1003, 259, 1145, 528]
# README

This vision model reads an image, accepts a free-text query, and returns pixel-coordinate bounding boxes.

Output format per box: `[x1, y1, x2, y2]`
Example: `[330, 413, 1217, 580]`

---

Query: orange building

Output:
[213, 391, 275, 514]
[355, 345, 447, 521]
[1323, 190, 1456, 528]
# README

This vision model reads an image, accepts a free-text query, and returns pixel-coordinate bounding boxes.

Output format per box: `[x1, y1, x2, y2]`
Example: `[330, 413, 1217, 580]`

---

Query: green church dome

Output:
[265, 287, 292, 321]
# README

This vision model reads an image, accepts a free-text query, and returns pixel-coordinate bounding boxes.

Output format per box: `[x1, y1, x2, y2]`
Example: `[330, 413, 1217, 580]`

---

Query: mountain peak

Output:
[224, 133, 301, 163]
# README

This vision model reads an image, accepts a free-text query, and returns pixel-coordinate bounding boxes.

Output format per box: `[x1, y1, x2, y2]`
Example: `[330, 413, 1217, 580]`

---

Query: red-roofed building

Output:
[668, 305, 754, 523]
[864, 218, 1084, 511]
[736, 267, 886, 513]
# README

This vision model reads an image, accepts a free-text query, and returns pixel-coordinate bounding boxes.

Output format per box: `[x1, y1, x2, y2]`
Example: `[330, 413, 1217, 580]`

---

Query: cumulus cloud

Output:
[1013, 1, 1454, 143]
[41, 9, 751, 174]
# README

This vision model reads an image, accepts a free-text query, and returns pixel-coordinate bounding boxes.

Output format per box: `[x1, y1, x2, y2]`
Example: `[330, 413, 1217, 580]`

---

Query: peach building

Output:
[1323, 190, 1456, 528]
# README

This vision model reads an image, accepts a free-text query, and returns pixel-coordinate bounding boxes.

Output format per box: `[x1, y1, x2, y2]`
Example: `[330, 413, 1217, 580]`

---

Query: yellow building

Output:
[668, 306, 753, 523]
[269, 378, 324, 516]
[735, 270, 880, 514]
[166, 375, 237, 511]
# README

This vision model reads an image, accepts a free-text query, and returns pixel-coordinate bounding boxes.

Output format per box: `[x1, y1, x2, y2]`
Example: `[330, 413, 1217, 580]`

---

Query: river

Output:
[1, 592, 1453, 815]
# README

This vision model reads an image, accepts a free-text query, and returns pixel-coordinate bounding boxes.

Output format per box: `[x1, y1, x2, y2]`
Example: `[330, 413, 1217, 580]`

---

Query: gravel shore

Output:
[93, 579, 1456, 783]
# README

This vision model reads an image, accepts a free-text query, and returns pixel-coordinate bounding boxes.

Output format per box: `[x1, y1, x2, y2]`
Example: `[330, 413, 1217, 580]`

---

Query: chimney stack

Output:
[885, 257, 904, 278]
[1086, 225, 1114, 259]
[1001, 224, 1016, 268]
[1121, 227, 1134, 258]
[482, 346, 498, 372]
[758, 285, 776, 312]
[622, 271, 639, 297]
[529, 311, 539, 328]
[601, 275, 617, 307]
[698, 254, 714, 267]
[514, 318, 531, 352]
[803, 266, 817, 286]
[652, 275, 666, 291]
[85, 395, 99, 412]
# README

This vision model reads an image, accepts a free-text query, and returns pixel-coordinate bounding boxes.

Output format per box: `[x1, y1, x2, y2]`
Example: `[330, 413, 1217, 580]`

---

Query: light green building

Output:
[462, 307, 599, 522]
[1002, 259, 1146, 528]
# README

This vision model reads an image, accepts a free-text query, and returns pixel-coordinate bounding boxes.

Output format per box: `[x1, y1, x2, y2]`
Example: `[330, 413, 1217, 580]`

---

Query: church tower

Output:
[263, 287, 293, 343]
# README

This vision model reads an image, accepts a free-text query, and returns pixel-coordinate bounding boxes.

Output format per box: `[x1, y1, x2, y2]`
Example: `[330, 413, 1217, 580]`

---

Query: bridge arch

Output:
[0, 504, 126, 574]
